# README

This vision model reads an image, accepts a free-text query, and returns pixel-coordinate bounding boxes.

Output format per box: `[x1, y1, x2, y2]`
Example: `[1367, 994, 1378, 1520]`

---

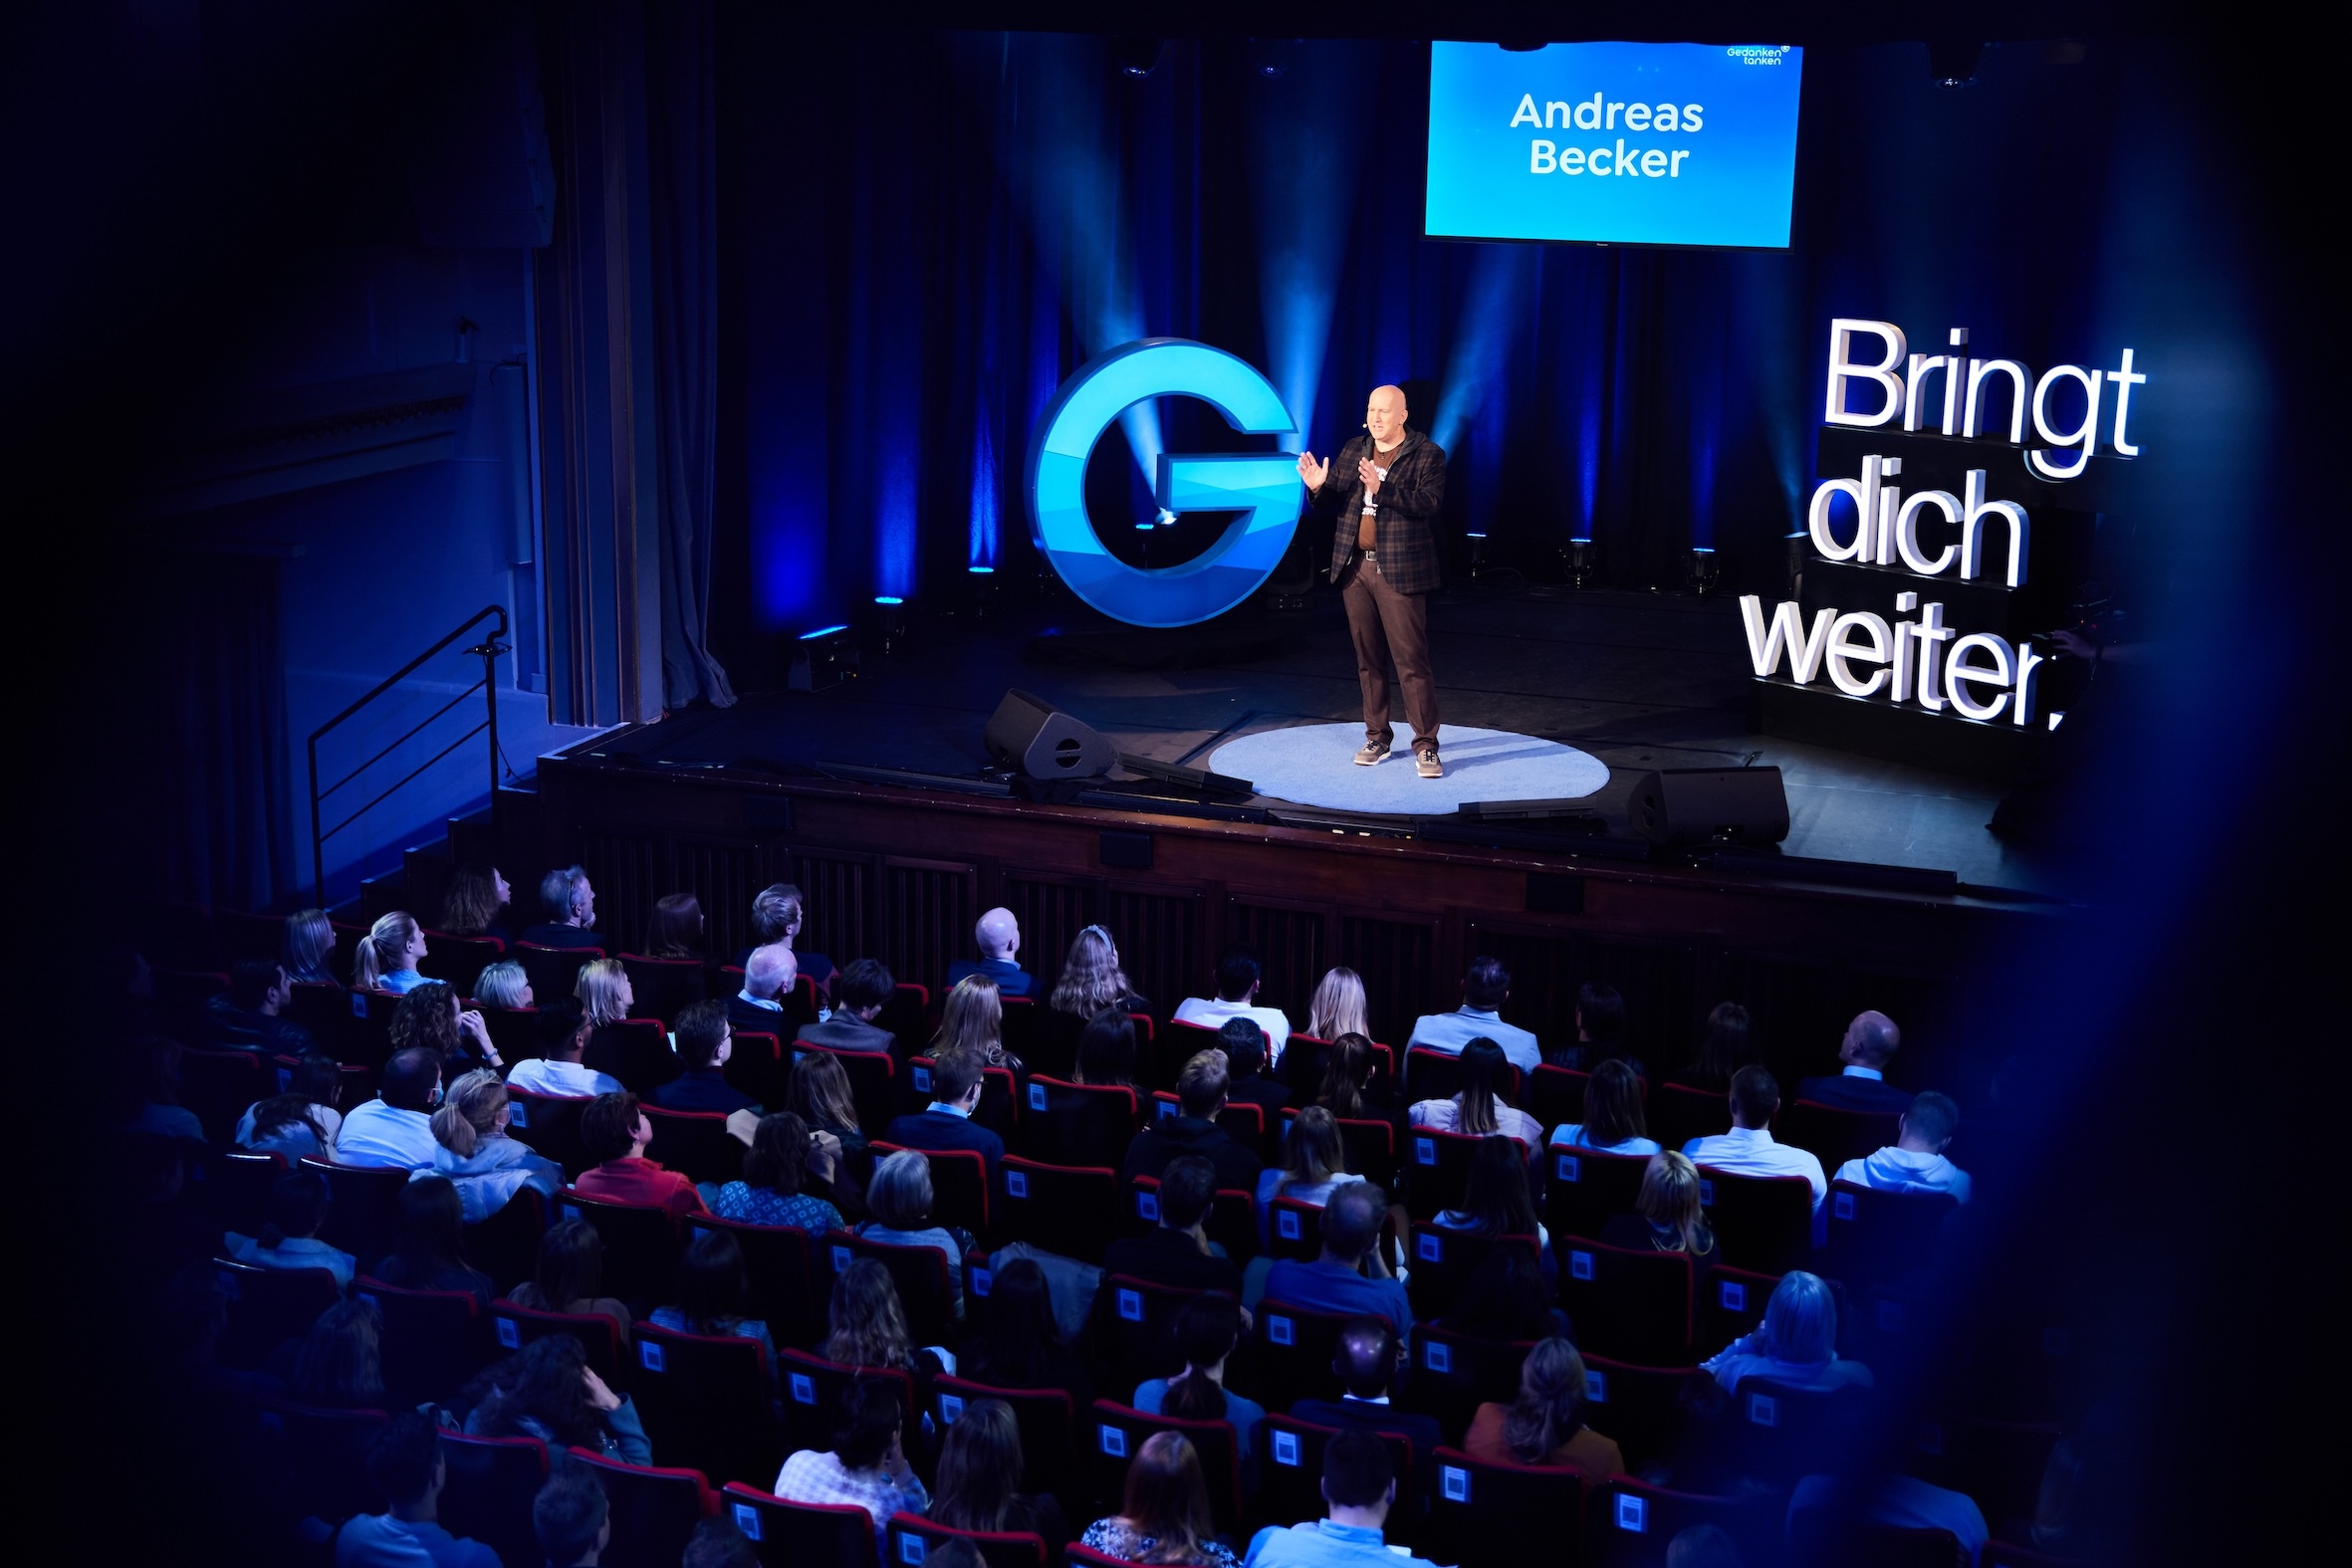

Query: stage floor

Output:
[599, 583, 2061, 895]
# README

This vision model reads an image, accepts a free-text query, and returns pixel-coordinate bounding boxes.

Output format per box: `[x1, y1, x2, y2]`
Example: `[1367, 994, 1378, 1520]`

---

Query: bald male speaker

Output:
[1296, 384, 1451, 777]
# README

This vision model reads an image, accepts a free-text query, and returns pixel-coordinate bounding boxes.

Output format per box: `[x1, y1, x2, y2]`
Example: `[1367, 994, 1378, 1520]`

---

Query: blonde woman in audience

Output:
[1050, 925, 1145, 1017]
[1465, 1338, 1624, 1478]
[1600, 1151, 1727, 1285]
[929, 974, 1019, 1072]
[471, 960, 533, 1010]
[283, 909, 340, 986]
[1254, 1105, 1366, 1246]
[1306, 968, 1371, 1043]
[422, 1068, 562, 1222]
[353, 911, 429, 994]
[575, 958, 634, 1026]
[1703, 1270, 1873, 1394]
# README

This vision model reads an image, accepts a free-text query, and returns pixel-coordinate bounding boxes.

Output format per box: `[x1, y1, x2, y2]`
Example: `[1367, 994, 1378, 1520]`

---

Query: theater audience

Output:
[651, 1228, 777, 1369]
[1442, 1245, 1561, 1342]
[884, 1045, 1005, 1178]
[710, 1111, 844, 1231]
[1408, 957, 1539, 1074]
[283, 908, 341, 985]
[372, 1175, 496, 1306]
[1683, 1066, 1828, 1215]
[1548, 1059, 1660, 1155]
[1795, 1010, 1914, 1114]
[1465, 1338, 1623, 1478]
[390, 981, 501, 1073]
[1135, 1291, 1265, 1464]
[115, 1035, 206, 1144]
[1313, 1034, 1394, 1124]
[788, 1050, 869, 1164]
[1665, 1525, 1742, 1568]
[353, 912, 430, 995]
[798, 958, 896, 1053]
[651, 1000, 758, 1114]
[642, 892, 705, 959]
[824, 1259, 924, 1372]
[683, 1516, 761, 1568]
[437, 865, 513, 943]
[1786, 1472, 1988, 1566]
[1073, 1006, 1140, 1087]
[927, 1396, 1069, 1547]
[858, 1148, 965, 1317]
[1081, 1432, 1240, 1568]
[928, 974, 1021, 1073]
[1702, 1271, 1872, 1394]
[1306, 967, 1371, 1044]
[470, 960, 532, 1010]
[520, 866, 601, 949]
[1827, 1092, 1971, 1209]
[744, 881, 834, 992]
[1050, 924, 1147, 1018]
[416, 1071, 557, 1232]
[1244, 1430, 1436, 1568]
[1434, 1135, 1549, 1256]
[729, 944, 798, 1035]
[1175, 944, 1294, 1060]
[1552, 982, 1638, 1076]
[336, 1048, 445, 1170]
[335, 1409, 502, 1568]
[532, 1466, 609, 1568]
[1256, 1106, 1366, 1247]
[575, 958, 633, 1030]
[573, 1092, 706, 1217]
[202, 960, 317, 1055]
[505, 1002, 622, 1099]
[1409, 1037, 1540, 1146]
[1124, 1049, 1265, 1194]
[1221, 1017, 1292, 1122]
[1290, 1316, 1444, 1482]
[237, 1051, 346, 1156]
[292, 1296, 385, 1406]
[1102, 1154, 1247, 1295]
[509, 1219, 630, 1332]
[777, 1375, 928, 1558]
[1263, 1182, 1412, 1339]
[470, 1331, 650, 1462]
[958, 1256, 1093, 1414]
[1600, 1152, 1727, 1286]
[1673, 1003, 1757, 1094]
[947, 906, 1034, 997]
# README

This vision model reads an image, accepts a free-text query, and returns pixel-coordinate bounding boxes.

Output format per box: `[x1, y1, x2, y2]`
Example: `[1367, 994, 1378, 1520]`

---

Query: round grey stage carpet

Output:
[1210, 722, 1609, 814]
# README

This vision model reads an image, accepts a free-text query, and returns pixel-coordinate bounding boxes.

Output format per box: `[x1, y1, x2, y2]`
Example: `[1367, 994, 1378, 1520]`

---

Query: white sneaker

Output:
[1415, 750, 1443, 779]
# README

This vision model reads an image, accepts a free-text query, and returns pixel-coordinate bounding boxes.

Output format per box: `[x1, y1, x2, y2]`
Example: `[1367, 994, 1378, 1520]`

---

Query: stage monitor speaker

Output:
[1629, 767, 1790, 846]
[984, 689, 1116, 781]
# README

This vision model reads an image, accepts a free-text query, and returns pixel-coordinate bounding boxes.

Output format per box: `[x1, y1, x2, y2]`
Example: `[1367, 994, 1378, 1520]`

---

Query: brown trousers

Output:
[1339, 553, 1441, 753]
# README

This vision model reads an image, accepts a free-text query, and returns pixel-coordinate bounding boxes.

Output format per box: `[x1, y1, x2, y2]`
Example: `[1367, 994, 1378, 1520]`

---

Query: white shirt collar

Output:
[927, 1101, 973, 1120]
[1843, 1065, 1883, 1080]
[1459, 1007, 1500, 1020]
[737, 990, 782, 1010]
[1340, 1393, 1391, 1406]
[1724, 1125, 1775, 1144]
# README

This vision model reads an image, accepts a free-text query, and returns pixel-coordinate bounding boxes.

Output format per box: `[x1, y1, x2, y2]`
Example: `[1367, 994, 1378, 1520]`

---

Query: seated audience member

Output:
[929, 974, 1022, 1073]
[533, 1465, 610, 1568]
[1409, 1036, 1540, 1146]
[1600, 1152, 1727, 1284]
[336, 1409, 502, 1568]
[1795, 1010, 1914, 1114]
[1672, 1003, 1756, 1094]
[948, 905, 1035, 997]
[1786, 1472, 1988, 1566]
[883, 1044, 1005, 1177]
[117, 1036, 206, 1144]
[470, 960, 532, 1010]
[373, 1175, 497, 1306]
[776, 1375, 929, 1557]
[1834, 1089, 1972, 1202]
[825, 1258, 925, 1372]
[727, 944, 799, 1035]
[1551, 982, 1638, 1076]
[1435, 1135, 1549, 1256]
[337, 1048, 447, 1170]
[575, 958, 635, 1049]
[353, 912, 431, 995]
[507, 1001, 622, 1100]
[1243, 1430, 1438, 1568]
[1082, 1431, 1240, 1568]
[651, 1000, 759, 1114]
[928, 1396, 1070, 1547]
[202, 960, 318, 1055]
[520, 866, 602, 949]
[1256, 1106, 1367, 1247]
[641, 892, 705, 960]
[470, 1330, 649, 1462]
[798, 958, 897, 1053]
[1291, 1316, 1444, 1481]
[1049, 924, 1150, 1019]
[573, 1092, 706, 1217]
[509, 1219, 630, 1332]
[1683, 1065, 1828, 1214]
[1665, 1525, 1742, 1568]
[789, 1049, 870, 1164]
[424, 1068, 562, 1222]
[1312, 1034, 1395, 1124]
[652, 1228, 777, 1370]
[237, 1051, 347, 1156]
[1136, 1291, 1265, 1462]
[437, 865, 514, 943]
[1262, 1182, 1412, 1339]
[1221, 1017, 1292, 1122]
[391, 981, 502, 1073]
[684, 1516, 762, 1568]
[711, 1111, 845, 1231]
[1050, 1006, 1143, 1166]
[1408, 957, 1539, 1075]
[1465, 1337, 1624, 1478]
[1548, 1058, 1660, 1156]
[959, 1256, 1093, 1413]
[1702, 1270, 1872, 1394]
[1073, 1006, 1140, 1087]
[1306, 967, 1372, 1046]
[1123, 1049, 1265, 1194]
[1175, 944, 1294, 1060]
[1103, 1154, 1247, 1295]
[1442, 1245, 1561, 1343]
[741, 881, 834, 992]
[858, 1148, 965, 1317]
[292, 1296, 386, 1407]
[283, 908, 342, 986]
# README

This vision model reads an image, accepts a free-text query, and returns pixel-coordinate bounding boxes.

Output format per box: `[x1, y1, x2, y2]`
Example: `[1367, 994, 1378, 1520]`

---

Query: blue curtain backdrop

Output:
[718, 27, 2165, 647]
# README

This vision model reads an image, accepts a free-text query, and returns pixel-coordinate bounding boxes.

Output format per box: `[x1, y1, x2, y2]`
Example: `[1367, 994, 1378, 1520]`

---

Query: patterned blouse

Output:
[710, 1183, 842, 1232]
[1079, 1519, 1240, 1568]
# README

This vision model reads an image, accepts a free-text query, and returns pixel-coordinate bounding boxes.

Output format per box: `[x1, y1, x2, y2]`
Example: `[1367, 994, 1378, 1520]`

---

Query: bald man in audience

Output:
[1796, 1010, 1915, 1115]
[947, 906, 1033, 997]
[728, 945, 799, 1034]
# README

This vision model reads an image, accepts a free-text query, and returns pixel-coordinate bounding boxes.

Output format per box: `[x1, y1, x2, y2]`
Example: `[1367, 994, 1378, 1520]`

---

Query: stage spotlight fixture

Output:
[1927, 39, 1985, 88]
[1784, 532, 1810, 596]
[1111, 36, 1163, 78]
[1564, 536, 1597, 589]
[872, 594, 910, 654]
[789, 623, 857, 692]
[1469, 532, 1491, 579]
[1686, 547, 1722, 597]
[967, 564, 995, 573]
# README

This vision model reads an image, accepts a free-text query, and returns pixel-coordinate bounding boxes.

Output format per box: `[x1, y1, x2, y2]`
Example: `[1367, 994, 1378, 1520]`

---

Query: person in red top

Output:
[572, 1092, 705, 1218]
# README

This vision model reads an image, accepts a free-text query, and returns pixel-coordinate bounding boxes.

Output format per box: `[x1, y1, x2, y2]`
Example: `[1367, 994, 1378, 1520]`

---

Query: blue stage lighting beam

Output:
[1433, 246, 1536, 456]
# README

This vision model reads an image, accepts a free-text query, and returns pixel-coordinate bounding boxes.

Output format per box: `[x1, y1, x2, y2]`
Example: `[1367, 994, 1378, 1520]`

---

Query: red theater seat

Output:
[721, 1484, 873, 1568]
[565, 1448, 718, 1566]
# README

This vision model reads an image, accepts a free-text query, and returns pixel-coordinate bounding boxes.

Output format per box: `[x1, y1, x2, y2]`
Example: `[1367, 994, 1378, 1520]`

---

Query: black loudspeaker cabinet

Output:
[1629, 767, 1790, 846]
[983, 689, 1117, 781]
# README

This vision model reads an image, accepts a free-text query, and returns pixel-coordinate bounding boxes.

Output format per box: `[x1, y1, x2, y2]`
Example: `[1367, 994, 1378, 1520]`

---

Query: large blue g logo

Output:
[1027, 338, 1304, 627]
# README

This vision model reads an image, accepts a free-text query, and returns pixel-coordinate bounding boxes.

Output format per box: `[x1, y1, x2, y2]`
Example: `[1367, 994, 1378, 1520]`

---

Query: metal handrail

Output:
[309, 604, 510, 906]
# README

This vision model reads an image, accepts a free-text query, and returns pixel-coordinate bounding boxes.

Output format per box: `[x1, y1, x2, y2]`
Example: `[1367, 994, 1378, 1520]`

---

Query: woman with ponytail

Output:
[353, 912, 429, 995]
[1134, 1293, 1263, 1467]
[422, 1068, 561, 1223]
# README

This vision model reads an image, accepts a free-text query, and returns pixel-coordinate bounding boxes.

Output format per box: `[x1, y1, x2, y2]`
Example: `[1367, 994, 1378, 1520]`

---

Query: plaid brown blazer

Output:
[1314, 430, 1449, 595]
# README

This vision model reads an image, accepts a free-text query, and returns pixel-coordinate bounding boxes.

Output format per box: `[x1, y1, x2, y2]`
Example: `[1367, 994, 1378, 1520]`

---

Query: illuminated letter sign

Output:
[1026, 338, 1305, 628]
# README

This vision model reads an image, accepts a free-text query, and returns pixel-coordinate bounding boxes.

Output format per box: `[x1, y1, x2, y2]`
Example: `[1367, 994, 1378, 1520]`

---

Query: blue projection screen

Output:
[1425, 41, 1803, 248]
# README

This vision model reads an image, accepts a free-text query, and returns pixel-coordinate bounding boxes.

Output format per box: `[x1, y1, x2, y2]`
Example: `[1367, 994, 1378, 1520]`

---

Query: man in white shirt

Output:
[1174, 945, 1293, 1062]
[335, 1048, 444, 1170]
[1834, 1090, 1972, 1203]
[1406, 956, 1539, 1074]
[1684, 1065, 1827, 1212]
